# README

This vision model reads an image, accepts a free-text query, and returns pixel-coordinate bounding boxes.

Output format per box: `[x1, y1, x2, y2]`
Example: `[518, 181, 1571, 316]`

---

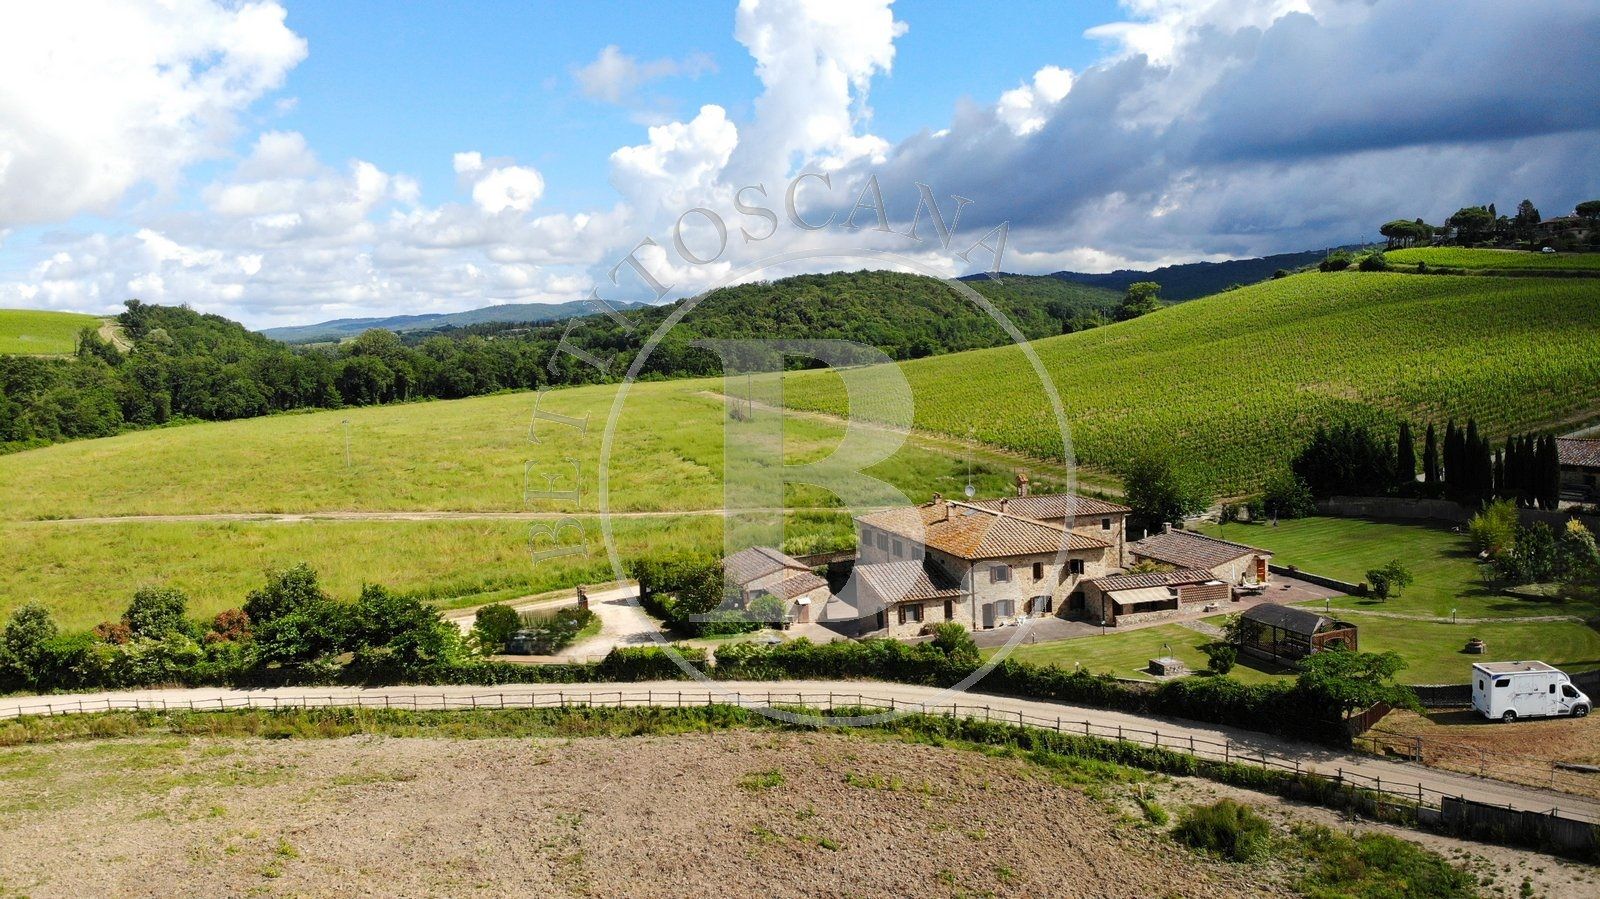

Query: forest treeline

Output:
[0, 270, 1117, 451]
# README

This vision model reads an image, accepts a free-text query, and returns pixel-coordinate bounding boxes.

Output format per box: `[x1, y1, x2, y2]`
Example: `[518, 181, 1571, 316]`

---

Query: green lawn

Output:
[984, 613, 1600, 687]
[1353, 615, 1600, 684]
[0, 308, 101, 355]
[1193, 517, 1596, 619]
[983, 622, 1288, 685]
[1386, 247, 1600, 271]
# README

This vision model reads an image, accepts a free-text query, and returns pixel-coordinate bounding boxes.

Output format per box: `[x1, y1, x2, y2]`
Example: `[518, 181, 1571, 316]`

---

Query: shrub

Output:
[926, 621, 980, 665]
[207, 608, 251, 644]
[1173, 799, 1272, 861]
[1293, 824, 1475, 898]
[1467, 499, 1518, 558]
[1365, 560, 1413, 600]
[1319, 251, 1354, 272]
[472, 603, 521, 655]
[92, 619, 133, 645]
[124, 586, 193, 640]
[1203, 643, 1237, 675]
[1358, 251, 1390, 271]
[0, 602, 59, 689]
[244, 564, 330, 625]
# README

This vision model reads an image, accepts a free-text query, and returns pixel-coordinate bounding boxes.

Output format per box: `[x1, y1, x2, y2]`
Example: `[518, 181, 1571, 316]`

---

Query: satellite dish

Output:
[964, 483, 975, 498]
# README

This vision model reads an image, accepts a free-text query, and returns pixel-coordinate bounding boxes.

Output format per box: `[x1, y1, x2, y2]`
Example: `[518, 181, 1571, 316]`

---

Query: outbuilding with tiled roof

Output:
[1081, 568, 1230, 626]
[1128, 527, 1273, 587]
[1557, 438, 1600, 501]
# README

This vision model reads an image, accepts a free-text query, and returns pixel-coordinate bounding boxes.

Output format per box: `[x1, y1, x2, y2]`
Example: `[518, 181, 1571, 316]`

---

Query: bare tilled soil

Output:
[0, 730, 1279, 898]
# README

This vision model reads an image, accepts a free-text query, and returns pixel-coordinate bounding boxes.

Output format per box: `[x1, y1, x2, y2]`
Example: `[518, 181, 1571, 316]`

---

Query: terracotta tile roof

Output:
[723, 546, 809, 585]
[1087, 568, 1219, 593]
[1557, 438, 1600, 468]
[757, 571, 829, 601]
[967, 494, 1131, 521]
[856, 501, 1109, 561]
[1128, 529, 1270, 570]
[855, 560, 963, 605]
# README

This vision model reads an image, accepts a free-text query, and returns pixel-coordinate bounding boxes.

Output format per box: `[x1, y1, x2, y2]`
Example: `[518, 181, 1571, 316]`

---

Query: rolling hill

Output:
[1042, 248, 1334, 301]
[1386, 246, 1600, 271]
[259, 299, 645, 344]
[770, 269, 1600, 494]
[0, 308, 102, 355]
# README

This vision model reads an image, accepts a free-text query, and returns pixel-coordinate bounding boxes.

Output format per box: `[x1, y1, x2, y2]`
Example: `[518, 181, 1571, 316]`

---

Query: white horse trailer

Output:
[1471, 661, 1591, 722]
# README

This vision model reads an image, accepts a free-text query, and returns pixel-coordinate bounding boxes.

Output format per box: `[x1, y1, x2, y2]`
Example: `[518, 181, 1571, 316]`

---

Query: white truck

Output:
[1471, 661, 1591, 722]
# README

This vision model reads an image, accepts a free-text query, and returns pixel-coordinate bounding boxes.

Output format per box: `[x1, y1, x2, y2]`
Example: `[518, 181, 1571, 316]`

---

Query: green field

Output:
[0, 377, 1074, 625]
[0, 514, 766, 631]
[0, 380, 1066, 521]
[1386, 247, 1600, 271]
[768, 271, 1600, 493]
[0, 308, 101, 355]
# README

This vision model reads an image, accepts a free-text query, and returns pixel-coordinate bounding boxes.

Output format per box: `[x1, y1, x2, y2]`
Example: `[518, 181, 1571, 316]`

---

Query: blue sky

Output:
[273, 1, 1121, 210]
[0, 1, 1596, 327]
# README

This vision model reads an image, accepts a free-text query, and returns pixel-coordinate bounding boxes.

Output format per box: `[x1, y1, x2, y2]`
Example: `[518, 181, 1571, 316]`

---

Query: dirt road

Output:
[444, 583, 666, 661]
[6, 679, 1597, 824]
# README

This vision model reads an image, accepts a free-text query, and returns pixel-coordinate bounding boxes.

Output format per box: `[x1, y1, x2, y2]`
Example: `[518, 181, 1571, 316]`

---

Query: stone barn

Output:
[1128, 527, 1273, 587]
[1081, 569, 1230, 627]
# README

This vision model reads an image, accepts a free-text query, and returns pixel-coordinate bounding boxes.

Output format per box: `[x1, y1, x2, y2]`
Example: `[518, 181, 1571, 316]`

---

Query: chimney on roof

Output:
[1016, 471, 1030, 497]
[931, 492, 948, 520]
[999, 497, 1010, 514]
[1163, 521, 1173, 534]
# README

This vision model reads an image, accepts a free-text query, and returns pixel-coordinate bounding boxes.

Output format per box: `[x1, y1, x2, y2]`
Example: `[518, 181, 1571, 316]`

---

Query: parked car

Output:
[1471, 661, 1590, 722]
[1541, 246, 1557, 254]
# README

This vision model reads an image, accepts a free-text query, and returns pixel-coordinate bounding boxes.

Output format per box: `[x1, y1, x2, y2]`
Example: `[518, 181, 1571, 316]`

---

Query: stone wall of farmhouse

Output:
[966, 546, 1115, 625]
[1068, 517, 1127, 567]
[881, 596, 963, 638]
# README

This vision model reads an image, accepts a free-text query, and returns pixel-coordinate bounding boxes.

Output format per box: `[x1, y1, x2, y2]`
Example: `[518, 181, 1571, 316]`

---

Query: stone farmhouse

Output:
[853, 494, 1124, 637]
[721, 546, 831, 624]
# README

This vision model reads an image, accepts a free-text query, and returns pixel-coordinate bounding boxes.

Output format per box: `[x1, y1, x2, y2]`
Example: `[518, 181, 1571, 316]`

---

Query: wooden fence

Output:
[5, 687, 1598, 838]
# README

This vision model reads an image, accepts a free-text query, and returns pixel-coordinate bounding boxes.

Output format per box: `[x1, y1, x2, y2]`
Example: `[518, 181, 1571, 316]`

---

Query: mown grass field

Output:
[768, 271, 1600, 493]
[1, 513, 790, 630]
[0, 380, 1067, 521]
[1386, 247, 1600, 271]
[0, 308, 101, 355]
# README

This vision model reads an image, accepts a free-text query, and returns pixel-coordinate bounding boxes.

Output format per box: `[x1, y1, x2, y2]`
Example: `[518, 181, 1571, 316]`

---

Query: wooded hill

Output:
[0, 271, 1117, 451]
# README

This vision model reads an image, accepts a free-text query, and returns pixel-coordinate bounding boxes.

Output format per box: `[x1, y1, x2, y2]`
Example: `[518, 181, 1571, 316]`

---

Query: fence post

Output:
[1117, 724, 1123, 741]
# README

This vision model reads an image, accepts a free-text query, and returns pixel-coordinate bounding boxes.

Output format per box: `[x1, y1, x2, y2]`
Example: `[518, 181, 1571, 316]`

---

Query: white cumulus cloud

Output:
[0, 0, 306, 226]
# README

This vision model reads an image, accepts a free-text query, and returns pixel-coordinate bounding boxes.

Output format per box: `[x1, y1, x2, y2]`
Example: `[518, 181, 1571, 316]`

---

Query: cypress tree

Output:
[1396, 421, 1416, 489]
[1493, 450, 1506, 497]
[1444, 420, 1460, 494]
[1545, 435, 1564, 509]
[1423, 422, 1439, 484]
